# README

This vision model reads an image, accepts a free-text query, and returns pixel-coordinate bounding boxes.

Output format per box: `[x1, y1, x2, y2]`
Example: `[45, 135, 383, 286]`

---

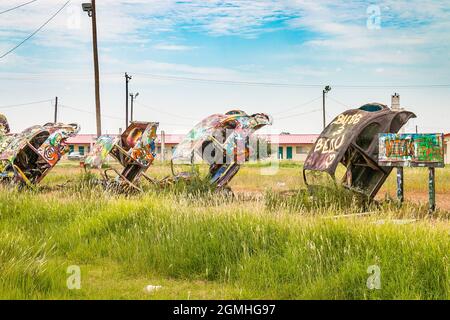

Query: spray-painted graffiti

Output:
[0, 117, 80, 187]
[83, 121, 159, 192]
[0, 114, 10, 135]
[84, 135, 117, 168]
[170, 110, 272, 189]
[304, 103, 416, 200]
[379, 133, 444, 167]
[305, 110, 364, 171]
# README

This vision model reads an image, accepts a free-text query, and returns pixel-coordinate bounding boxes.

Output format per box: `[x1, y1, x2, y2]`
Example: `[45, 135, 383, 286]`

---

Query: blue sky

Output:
[1, 0, 449, 134]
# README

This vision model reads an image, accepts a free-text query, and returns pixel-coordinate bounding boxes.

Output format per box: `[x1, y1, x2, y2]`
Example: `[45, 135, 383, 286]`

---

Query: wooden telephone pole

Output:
[83, 0, 102, 137]
[91, 0, 101, 137]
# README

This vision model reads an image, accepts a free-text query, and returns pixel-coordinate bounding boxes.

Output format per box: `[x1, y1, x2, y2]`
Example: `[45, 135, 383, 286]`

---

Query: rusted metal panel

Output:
[378, 133, 444, 168]
[303, 103, 416, 199]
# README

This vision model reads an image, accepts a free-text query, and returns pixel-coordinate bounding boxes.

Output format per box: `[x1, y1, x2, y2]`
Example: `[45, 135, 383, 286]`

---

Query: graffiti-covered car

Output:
[303, 103, 416, 199]
[170, 110, 272, 190]
[0, 117, 80, 187]
[83, 121, 159, 192]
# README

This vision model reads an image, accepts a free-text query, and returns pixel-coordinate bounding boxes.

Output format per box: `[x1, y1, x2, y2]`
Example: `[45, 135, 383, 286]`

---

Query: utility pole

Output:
[54, 96, 58, 123]
[161, 130, 166, 162]
[82, 0, 102, 137]
[125, 73, 132, 127]
[322, 85, 331, 129]
[130, 92, 139, 123]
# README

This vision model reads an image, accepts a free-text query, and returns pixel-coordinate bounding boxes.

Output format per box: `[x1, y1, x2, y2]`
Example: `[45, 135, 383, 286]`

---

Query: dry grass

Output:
[0, 161, 448, 299]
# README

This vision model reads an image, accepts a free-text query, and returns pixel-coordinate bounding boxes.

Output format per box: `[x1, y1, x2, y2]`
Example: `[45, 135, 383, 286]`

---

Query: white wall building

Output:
[268, 134, 319, 161]
[66, 133, 320, 162]
[445, 134, 450, 164]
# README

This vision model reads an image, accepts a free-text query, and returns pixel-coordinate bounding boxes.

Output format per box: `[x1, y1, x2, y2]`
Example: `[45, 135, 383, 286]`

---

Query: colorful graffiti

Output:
[84, 121, 159, 192]
[304, 103, 416, 199]
[379, 133, 444, 167]
[170, 110, 272, 189]
[0, 114, 10, 135]
[128, 124, 158, 167]
[0, 119, 80, 187]
[84, 135, 118, 168]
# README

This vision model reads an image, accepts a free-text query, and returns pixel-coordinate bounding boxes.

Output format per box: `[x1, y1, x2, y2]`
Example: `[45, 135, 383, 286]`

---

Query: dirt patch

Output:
[377, 191, 450, 211]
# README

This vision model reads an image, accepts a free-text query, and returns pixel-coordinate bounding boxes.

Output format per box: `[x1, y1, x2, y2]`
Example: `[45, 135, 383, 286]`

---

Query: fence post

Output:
[396, 167, 404, 204]
[428, 167, 436, 213]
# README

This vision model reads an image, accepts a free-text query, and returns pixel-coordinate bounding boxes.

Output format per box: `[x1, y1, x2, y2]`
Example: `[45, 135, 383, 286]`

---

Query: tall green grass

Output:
[0, 185, 448, 299]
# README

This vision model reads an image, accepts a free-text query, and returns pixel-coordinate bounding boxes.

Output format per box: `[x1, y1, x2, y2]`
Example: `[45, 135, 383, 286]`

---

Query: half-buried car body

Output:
[83, 121, 159, 192]
[169, 110, 272, 190]
[303, 103, 416, 199]
[0, 114, 80, 188]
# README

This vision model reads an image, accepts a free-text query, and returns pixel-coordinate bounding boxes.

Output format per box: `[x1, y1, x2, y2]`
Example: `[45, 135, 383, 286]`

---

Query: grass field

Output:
[0, 161, 449, 300]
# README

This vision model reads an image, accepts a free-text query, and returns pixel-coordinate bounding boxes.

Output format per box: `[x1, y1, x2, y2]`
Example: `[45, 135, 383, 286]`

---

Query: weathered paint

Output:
[37, 125, 79, 167]
[171, 110, 272, 188]
[0, 113, 10, 135]
[379, 133, 444, 167]
[84, 121, 159, 191]
[84, 135, 118, 168]
[303, 103, 416, 199]
[0, 120, 80, 186]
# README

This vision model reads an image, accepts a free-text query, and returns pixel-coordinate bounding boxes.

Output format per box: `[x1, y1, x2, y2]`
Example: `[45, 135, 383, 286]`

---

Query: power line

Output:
[272, 96, 322, 116]
[0, 0, 71, 59]
[135, 101, 198, 121]
[131, 72, 450, 89]
[275, 108, 322, 120]
[61, 103, 194, 128]
[1, 71, 450, 90]
[327, 96, 351, 108]
[134, 73, 324, 88]
[59, 104, 123, 121]
[158, 122, 195, 128]
[0, 0, 38, 15]
[0, 99, 53, 109]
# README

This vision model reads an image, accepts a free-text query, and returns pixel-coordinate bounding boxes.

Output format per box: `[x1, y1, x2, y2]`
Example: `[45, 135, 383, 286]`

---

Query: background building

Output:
[66, 134, 97, 156]
[269, 134, 319, 161]
[63, 131, 450, 165]
[445, 133, 450, 164]
[66, 133, 320, 161]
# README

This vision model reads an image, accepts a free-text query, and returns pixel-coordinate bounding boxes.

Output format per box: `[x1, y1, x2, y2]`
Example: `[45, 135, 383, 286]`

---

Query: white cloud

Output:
[153, 43, 196, 51]
[1, 0, 449, 135]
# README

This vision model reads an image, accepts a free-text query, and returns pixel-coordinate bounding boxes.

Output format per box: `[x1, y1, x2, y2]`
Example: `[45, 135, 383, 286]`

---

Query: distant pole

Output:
[415, 125, 418, 134]
[130, 92, 139, 123]
[161, 130, 166, 162]
[125, 73, 132, 127]
[322, 85, 331, 129]
[54, 96, 58, 123]
[130, 94, 133, 123]
[130, 93, 134, 123]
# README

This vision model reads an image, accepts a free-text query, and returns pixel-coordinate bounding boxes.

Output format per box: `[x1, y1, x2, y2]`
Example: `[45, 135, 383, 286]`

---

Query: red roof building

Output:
[66, 133, 319, 161]
[444, 133, 450, 164]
